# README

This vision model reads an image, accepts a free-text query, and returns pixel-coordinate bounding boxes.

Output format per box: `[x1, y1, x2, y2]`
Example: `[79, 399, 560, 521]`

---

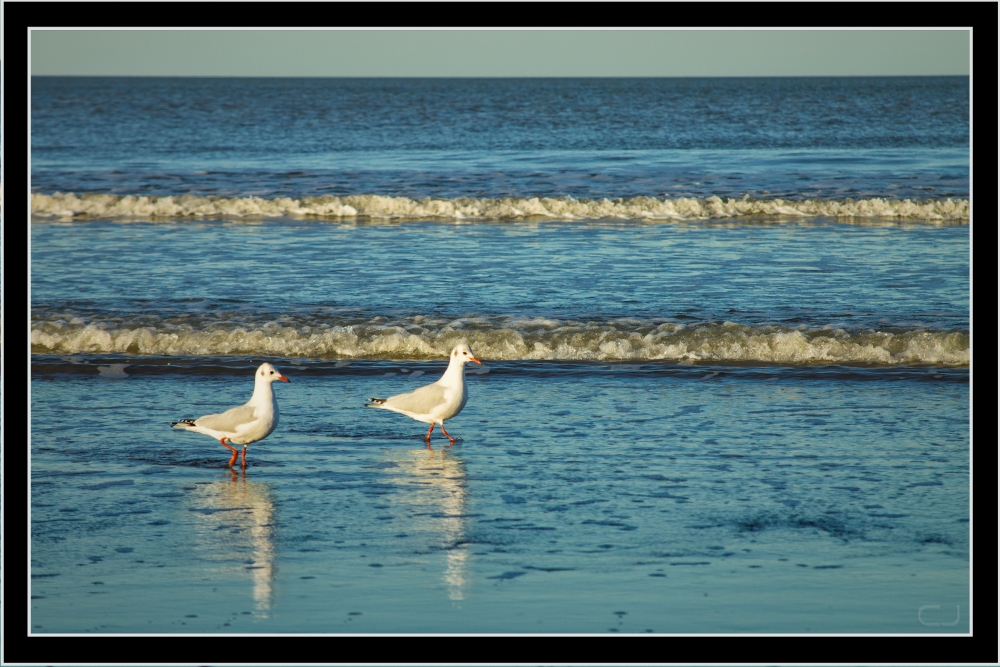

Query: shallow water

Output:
[30, 361, 968, 633]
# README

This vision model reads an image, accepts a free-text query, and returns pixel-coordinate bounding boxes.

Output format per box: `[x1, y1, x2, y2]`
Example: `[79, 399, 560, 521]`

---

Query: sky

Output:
[30, 29, 970, 77]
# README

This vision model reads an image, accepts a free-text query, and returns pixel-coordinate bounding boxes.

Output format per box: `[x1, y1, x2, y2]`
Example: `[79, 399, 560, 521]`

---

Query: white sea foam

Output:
[30, 317, 970, 366]
[30, 192, 970, 223]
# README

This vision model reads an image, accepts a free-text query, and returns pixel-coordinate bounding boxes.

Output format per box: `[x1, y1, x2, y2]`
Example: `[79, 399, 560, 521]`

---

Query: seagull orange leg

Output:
[221, 438, 239, 467]
[439, 422, 456, 444]
[241, 445, 248, 468]
[425, 423, 435, 440]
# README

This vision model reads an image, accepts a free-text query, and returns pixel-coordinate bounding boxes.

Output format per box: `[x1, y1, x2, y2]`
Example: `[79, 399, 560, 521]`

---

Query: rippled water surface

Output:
[31, 220, 969, 366]
[31, 363, 969, 633]
[30, 219, 969, 321]
[32, 77, 969, 200]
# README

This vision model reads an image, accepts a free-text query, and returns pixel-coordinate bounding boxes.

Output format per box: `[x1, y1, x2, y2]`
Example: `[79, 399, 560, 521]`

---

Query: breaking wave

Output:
[30, 314, 970, 366]
[30, 192, 969, 223]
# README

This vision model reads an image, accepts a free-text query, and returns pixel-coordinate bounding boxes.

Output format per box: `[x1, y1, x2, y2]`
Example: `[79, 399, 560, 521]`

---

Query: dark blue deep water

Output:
[31, 76, 969, 199]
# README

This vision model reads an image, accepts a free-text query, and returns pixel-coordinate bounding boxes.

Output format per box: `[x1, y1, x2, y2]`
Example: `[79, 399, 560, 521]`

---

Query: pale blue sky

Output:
[30, 29, 970, 77]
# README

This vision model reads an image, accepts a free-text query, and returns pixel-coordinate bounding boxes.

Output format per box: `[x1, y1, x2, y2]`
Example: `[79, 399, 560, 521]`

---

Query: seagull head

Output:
[257, 362, 291, 383]
[450, 343, 482, 366]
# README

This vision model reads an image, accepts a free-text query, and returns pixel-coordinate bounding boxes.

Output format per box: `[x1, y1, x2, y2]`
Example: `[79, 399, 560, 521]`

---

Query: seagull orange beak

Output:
[469, 357, 482, 365]
[278, 375, 290, 382]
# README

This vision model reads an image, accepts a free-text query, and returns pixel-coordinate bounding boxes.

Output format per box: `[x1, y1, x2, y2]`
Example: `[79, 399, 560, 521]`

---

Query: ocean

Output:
[29, 76, 970, 634]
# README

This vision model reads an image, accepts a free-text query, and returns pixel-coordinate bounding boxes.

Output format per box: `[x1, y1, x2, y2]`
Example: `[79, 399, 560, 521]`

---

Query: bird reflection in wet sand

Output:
[190, 471, 276, 615]
[390, 448, 470, 601]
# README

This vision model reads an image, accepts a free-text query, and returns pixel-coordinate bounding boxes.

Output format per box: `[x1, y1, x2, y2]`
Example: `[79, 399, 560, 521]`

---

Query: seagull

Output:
[366, 343, 482, 444]
[171, 362, 290, 467]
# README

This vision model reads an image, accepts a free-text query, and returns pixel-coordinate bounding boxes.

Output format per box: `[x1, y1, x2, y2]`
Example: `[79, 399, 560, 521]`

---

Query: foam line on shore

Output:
[31, 192, 970, 223]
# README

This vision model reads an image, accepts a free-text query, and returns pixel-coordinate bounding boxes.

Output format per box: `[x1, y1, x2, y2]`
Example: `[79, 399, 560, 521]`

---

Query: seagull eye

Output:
[270, 371, 274, 374]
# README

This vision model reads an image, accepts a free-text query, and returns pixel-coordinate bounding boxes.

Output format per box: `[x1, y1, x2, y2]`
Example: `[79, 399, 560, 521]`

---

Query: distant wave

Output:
[31, 192, 969, 223]
[31, 314, 970, 366]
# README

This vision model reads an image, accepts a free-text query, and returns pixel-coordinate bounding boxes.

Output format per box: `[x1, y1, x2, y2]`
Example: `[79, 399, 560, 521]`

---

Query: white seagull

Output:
[172, 362, 290, 467]
[366, 343, 482, 444]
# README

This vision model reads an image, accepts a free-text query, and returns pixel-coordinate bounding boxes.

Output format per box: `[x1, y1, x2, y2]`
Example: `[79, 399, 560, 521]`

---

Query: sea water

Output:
[29, 77, 970, 634]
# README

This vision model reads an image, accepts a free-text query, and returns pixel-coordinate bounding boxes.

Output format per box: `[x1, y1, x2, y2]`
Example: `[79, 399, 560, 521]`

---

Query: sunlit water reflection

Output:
[189, 475, 277, 615]
[388, 448, 470, 601]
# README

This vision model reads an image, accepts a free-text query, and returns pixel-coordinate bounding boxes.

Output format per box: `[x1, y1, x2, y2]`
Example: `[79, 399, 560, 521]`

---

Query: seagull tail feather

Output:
[365, 398, 386, 408]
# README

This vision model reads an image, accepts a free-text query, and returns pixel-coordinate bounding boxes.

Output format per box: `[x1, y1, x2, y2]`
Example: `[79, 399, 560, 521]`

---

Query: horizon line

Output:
[30, 73, 971, 78]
